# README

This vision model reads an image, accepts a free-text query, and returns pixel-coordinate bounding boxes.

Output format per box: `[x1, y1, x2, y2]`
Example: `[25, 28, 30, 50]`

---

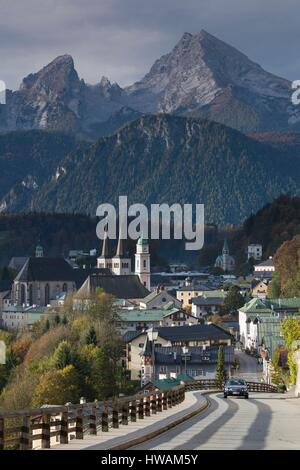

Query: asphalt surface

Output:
[234, 349, 264, 382]
[132, 392, 300, 450]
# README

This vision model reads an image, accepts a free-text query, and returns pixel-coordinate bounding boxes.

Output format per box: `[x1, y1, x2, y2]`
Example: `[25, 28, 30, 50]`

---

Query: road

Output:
[234, 349, 263, 382]
[132, 392, 300, 450]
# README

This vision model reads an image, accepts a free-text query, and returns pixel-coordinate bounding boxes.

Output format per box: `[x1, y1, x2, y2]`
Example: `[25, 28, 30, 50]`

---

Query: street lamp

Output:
[147, 328, 158, 382]
[182, 346, 189, 375]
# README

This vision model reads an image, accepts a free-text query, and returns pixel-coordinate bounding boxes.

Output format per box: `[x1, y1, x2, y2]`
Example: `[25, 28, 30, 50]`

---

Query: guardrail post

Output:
[112, 402, 119, 428]
[138, 398, 144, 419]
[20, 415, 31, 450]
[101, 403, 108, 432]
[0, 417, 4, 450]
[172, 390, 176, 406]
[130, 401, 137, 422]
[89, 406, 97, 435]
[151, 394, 157, 414]
[157, 393, 162, 412]
[145, 396, 151, 416]
[121, 402, 128, 425]
[60, 411, 69, 444]
[75, 408, 83, 440]
[41, 413, 51, 449]
[162, 392, 168, 410]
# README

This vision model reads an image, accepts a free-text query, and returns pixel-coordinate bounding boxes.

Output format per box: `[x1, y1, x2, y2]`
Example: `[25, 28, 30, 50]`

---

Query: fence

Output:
[185, 379, 278, 393]
[0, 385, 185, 450]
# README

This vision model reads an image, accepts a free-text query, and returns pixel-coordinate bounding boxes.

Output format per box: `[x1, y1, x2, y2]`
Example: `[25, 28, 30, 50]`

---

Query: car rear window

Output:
[227, 379, 245, 385]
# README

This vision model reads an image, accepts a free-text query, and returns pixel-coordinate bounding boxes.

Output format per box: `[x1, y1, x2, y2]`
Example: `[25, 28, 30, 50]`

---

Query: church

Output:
[214, 239, 235, 272]
[97, 234, 151, 290]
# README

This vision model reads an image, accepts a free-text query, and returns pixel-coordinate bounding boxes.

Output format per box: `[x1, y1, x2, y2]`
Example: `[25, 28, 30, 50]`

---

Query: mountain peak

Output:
[48, 54, 74, 67]
[99, 76, 111, 88]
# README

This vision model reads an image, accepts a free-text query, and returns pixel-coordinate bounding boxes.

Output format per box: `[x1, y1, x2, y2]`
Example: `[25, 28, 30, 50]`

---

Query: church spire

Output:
[101, 229, 109, 257]
[222, 238, 229, 255]
[116, 234, 124, 257]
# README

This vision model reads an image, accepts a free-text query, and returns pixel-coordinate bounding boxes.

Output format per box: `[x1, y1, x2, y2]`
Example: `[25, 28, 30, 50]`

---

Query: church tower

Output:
[111, 233, 131, 275]
[214, 238, 235, 272]
[135, 237, 151, 290]
[35, 244, 44, 258]
[97, 230, 112, 270]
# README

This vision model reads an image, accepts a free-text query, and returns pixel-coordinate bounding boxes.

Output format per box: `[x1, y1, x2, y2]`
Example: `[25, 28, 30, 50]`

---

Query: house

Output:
[239, 297, 300, 353]
[74, 273, 149, 306]
[252, 280, 269, 299]
[140, 288, 181, 309]
[253, 257, 275, 279]
[247, 244, 262, 261]
[162, 306, 198, 327]
[176, 284, 226, 309]
[150, 345, 234, 382]
[116, 306, 198, 334]
[191, 296, 224, 318]
[0, 305, 49, 330]
[124, 324, 234, 381]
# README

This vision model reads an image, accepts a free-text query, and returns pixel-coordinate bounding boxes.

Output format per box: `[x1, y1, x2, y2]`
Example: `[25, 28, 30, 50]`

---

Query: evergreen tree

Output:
[85, 326, 97, 346]
[53, 341, 73, 369]
[223, 287, 245, 314]
[43, 319, 50, 333]
[53, 314, 61, 326]
[216, 345, 227, 387]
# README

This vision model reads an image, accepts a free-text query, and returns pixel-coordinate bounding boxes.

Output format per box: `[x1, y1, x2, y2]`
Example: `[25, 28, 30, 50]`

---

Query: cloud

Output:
[0, 0, 299, 89]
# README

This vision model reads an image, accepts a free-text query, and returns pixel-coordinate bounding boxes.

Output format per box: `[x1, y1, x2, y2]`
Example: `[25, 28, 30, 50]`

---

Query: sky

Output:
[0, 0, 299, 90]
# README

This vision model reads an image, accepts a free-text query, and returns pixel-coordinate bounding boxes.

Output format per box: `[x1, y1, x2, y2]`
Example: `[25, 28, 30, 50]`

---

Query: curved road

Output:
[132, 392, 300, 450]
[234, 350, 263, 382]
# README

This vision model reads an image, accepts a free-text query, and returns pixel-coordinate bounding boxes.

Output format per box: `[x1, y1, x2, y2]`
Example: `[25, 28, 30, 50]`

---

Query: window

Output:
[45, 284, 50, 305]
[29, 284, 33, 305]
[21, 284, 26, 305]
[143, 259, 147, 268]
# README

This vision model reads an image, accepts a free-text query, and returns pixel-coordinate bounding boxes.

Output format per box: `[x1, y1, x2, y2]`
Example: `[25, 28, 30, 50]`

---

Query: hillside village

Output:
[1, 228, 300, 405]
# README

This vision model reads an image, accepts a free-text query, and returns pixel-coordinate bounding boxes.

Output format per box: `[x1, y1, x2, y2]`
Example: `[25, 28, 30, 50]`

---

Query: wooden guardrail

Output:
[0, 385, 185, 450]
[245, 381, 278, 393]
[185, 379, 278, 393]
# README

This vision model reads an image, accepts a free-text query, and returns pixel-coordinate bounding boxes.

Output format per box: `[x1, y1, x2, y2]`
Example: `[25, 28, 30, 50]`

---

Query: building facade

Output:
[12, 257, 77, 307]
[125, 324, 234, 381]
[248, 244, 262, 261]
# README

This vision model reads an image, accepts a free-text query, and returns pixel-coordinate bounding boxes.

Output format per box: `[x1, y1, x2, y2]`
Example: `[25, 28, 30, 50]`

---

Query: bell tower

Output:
[135, 237, 151, 290]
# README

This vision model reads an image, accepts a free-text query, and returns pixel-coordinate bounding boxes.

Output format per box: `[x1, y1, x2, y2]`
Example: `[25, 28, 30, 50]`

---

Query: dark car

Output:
[224, 378, 249, 399]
